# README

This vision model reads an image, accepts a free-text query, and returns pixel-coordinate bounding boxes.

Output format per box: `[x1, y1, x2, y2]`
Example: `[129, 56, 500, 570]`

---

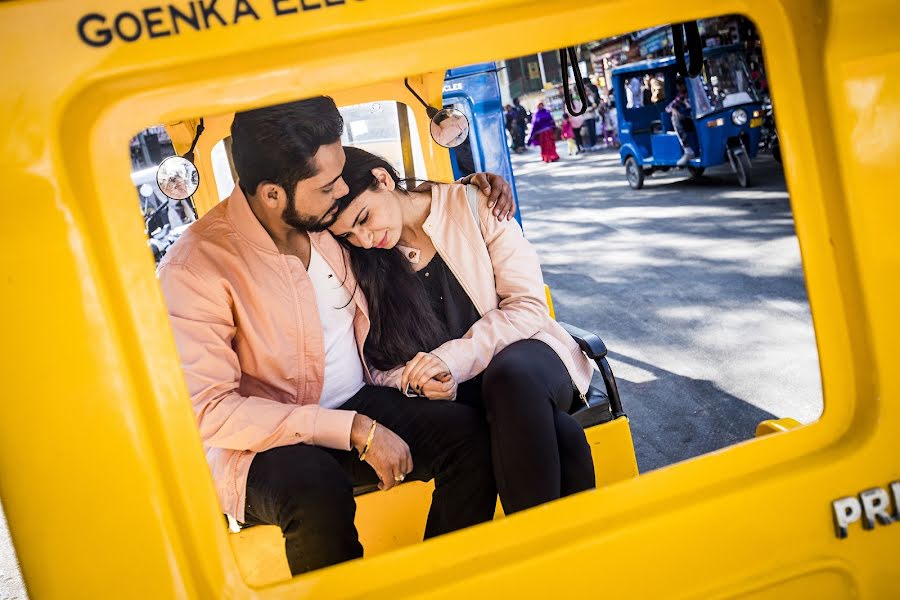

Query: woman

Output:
[329, 146, 596, 514]
[526, 103, 560, 163]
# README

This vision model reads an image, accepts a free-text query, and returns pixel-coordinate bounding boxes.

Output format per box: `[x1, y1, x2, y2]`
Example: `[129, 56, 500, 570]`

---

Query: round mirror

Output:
[156, 156, 199, 200]
[430, 108, 470, 148]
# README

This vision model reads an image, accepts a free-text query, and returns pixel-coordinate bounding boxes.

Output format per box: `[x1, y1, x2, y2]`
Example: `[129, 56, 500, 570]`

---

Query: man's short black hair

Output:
[230, 96, 344, 198]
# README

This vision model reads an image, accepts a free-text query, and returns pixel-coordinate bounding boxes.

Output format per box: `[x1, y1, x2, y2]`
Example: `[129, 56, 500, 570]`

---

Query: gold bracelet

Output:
[359, 420, 377, 462]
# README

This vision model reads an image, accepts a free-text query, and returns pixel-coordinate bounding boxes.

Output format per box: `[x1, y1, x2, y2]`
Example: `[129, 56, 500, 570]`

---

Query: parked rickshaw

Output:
[2, 1, 899, 598]
[612, 45, 764, 189]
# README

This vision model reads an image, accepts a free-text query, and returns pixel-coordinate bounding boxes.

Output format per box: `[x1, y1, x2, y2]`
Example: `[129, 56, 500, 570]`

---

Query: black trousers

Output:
[572, 125, 585, 152]
[456, 339, 596, 515]
[583, 118, 599, 148]
[244, 386, 496, 575]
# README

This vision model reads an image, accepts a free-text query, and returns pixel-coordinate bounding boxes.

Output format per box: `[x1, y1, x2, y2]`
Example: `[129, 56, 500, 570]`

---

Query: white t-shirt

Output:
[307, 247, 365, 409]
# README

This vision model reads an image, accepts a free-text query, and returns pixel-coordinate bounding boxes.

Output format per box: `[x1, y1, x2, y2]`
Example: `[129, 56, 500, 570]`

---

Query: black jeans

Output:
[583, 118, 599, 147]
[456, 339, 596, 515]
[572, 125, 584, 152]
[244, 386, 496, 574]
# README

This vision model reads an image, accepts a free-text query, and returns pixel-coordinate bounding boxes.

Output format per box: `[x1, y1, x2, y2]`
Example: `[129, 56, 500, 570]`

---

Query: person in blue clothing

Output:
[666, 78, 694, 167]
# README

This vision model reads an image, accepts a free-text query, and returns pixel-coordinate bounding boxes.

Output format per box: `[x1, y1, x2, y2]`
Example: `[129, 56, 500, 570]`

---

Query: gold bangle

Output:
[359, 420, 377, 462]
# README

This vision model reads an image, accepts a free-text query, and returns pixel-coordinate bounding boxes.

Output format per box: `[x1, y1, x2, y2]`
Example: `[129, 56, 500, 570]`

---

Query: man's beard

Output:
[281, 189, 336, 232]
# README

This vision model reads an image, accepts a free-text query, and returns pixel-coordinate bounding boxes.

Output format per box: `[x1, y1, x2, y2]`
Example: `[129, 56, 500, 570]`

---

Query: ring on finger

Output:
[394, 474, 405, 482]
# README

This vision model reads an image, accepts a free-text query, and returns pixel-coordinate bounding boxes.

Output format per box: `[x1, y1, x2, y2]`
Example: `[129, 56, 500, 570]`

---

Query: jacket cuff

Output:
[311, 407, 357, 451]
[430, 347, 462, 383]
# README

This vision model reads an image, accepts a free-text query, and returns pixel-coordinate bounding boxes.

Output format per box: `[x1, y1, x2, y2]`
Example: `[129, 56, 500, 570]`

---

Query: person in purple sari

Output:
[527, 103, 560, 163]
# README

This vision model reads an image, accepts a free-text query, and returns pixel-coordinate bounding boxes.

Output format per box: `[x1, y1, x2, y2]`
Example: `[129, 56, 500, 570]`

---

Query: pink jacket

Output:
[158, 186, 371, 521]
[370, 183, 593, 397]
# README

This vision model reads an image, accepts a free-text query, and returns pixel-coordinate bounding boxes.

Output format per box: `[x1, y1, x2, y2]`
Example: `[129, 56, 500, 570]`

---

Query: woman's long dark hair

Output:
[338, 146, 449, 371]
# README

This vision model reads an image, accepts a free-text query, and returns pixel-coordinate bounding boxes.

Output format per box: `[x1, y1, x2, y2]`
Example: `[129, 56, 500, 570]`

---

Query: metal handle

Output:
[559, 46, 588, 116]
[672, 21, 703, 78]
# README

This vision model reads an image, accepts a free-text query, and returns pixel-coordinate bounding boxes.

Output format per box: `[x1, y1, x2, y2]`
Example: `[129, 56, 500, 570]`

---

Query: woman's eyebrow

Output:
[351, 207, 367, 228]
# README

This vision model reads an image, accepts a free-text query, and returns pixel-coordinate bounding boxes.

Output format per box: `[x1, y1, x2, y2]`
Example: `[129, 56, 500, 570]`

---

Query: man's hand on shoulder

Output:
[458, 172, 516, 221]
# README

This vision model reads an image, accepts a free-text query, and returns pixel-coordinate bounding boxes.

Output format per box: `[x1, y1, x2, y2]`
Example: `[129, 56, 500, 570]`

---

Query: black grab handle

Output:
[559, 46, 588, 116]
[672, 21, 703, 78]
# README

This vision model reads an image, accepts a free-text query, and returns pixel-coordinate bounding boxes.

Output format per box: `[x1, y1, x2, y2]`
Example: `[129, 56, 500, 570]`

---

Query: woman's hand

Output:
[458, 172, 515, 221]
[401, 352, 451, 395]
[420, 372, 458, 401]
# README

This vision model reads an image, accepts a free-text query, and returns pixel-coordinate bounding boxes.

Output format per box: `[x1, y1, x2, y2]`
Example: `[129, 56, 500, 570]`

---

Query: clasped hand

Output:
[401, 352, 458, 400]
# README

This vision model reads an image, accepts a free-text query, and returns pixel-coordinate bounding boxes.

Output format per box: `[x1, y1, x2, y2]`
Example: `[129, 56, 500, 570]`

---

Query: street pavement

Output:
[0, 505, 23, 600]
[512, 143, 823, 473]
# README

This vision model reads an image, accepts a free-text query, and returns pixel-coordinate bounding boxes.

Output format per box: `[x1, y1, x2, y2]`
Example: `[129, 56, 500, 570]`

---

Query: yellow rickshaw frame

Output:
[1, 0, 898, 597]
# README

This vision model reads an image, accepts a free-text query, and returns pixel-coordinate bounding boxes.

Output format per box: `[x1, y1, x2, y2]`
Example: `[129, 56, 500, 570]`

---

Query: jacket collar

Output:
[224, 183, 281, 253]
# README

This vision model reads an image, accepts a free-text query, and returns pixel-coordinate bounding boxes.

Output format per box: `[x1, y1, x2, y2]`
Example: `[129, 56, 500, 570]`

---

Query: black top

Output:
[416, 253, 480, 343]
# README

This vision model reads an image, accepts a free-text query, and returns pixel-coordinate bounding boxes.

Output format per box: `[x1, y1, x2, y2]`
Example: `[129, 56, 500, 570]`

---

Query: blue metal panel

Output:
[443, 63, 522, 225]
[651, 134, 683, 164]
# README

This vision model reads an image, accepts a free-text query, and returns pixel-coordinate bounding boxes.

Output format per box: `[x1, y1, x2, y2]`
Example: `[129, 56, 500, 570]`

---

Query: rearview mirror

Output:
[156, 156, 199, 200]
[430, 108, 470, 148]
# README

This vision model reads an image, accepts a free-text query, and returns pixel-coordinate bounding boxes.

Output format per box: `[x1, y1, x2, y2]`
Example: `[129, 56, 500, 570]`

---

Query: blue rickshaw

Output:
[611, 45, 763, 189]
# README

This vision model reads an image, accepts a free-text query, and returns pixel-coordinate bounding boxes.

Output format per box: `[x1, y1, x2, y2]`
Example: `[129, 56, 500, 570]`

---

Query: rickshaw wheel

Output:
[625, 156, 644, 190]
[734, 151, 752, 187]
[688, 166, 705, 179]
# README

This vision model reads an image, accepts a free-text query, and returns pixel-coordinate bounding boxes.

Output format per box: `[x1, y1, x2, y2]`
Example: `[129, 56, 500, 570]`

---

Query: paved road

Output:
[0, 505, 24, 600]
[512, 144, 823, 472]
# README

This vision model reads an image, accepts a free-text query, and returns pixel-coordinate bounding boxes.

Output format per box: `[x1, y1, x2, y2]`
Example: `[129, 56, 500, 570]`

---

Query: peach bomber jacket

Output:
[158, 185, 370, 521]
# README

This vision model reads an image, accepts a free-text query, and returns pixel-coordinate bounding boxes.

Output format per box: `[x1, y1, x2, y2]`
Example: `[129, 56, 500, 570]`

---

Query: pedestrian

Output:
[560, 113, 578, 156]
[569, 109, 585, 153]
[604, 98, 619, 147]
[512, 97, 529, 151]
[582, 92, 600, 150]
[527, 102, 560, 163]
[504, 104, 518, 151]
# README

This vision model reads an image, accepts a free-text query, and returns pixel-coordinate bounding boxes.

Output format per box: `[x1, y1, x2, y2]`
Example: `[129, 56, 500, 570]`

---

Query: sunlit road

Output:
[512, 144, 822, 472]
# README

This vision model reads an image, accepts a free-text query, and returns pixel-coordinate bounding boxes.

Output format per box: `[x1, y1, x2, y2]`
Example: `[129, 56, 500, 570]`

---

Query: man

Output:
[158, 97, 517, 575]
[512, 97, 529, 151]
[666, 78, 695, 167]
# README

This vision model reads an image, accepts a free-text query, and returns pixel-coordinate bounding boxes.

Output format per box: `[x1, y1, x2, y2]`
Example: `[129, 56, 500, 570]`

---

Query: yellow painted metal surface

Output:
[1, 0, 898, 598]
[544, 284, 556, 320]
[756, 418, 803, 437]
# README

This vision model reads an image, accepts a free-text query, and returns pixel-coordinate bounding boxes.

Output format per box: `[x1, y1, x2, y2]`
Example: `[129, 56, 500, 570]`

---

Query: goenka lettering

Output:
[77, 0, 354, 48]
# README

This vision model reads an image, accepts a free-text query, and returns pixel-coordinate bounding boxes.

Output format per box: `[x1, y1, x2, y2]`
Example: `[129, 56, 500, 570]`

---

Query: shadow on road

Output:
[607, 351, 776, 473]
